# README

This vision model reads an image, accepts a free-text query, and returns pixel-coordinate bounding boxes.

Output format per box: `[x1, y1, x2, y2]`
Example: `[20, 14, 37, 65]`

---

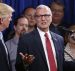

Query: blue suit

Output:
[16, 28, 64, 71]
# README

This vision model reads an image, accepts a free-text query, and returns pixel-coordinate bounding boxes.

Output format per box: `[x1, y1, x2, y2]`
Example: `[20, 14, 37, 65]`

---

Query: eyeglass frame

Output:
[35, 14, 51, 19]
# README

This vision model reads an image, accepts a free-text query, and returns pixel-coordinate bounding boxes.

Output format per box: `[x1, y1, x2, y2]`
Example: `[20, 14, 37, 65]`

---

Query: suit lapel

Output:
[50, 32, 61, 69]
[33, 29, 48, 67]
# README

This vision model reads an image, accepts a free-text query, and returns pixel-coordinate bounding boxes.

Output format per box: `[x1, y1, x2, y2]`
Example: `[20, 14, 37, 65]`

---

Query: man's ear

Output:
[0, 18, 3, 24]
[0, 18, 1, 24]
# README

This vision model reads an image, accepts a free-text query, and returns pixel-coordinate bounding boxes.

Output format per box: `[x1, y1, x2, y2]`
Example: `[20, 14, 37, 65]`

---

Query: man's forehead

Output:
[36, 8, 52, 15]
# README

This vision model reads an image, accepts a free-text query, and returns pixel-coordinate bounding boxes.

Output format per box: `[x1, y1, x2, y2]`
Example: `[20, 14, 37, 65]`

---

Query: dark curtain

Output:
[2, 0, 75, 27]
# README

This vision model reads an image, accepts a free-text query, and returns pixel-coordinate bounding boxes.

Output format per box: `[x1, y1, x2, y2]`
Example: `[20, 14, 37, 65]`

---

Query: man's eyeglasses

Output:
[35, 14, 51, 18]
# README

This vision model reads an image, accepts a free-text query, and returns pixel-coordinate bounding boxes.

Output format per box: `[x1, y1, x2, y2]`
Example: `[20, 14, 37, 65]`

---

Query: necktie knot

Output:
[0, 32, 3, 40]
[44, 33, 49, 39]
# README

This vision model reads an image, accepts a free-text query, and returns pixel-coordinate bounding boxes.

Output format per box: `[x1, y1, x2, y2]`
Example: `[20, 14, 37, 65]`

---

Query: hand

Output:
[19, 52, 35, 64]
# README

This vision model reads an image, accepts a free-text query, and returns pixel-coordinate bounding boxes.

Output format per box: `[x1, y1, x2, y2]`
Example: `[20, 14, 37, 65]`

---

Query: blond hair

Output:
[0, 3, 15, 18]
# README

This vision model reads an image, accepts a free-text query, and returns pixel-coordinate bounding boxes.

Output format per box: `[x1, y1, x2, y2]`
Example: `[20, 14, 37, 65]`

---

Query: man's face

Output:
[35, 8, 52, 32]
[14, 18, 28, 36]
[25, 8, 36, 27]
[51, 3, 64, 24]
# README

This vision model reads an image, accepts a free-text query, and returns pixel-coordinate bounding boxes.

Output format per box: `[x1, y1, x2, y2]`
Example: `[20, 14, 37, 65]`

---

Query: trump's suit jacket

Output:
[16, 28, 64, 71]
[0, 40, 12, 71]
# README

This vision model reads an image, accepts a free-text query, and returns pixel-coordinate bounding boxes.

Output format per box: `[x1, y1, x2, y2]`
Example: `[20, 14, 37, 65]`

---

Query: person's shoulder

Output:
[50, 31, 63, 39]
[51, 31, 64, 46]
[5, 37, 15, 49]
[5, 37, 14, 44]
[20, 29, 36, 40]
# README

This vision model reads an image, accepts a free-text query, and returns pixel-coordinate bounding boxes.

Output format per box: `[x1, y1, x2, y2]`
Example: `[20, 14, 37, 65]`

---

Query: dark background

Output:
[1, 0, 75, 38]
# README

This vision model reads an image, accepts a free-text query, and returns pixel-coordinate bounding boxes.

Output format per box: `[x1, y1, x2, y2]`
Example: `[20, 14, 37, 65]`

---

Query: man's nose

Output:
[30, 15, 35, 19]
[41, 16, 45, 20]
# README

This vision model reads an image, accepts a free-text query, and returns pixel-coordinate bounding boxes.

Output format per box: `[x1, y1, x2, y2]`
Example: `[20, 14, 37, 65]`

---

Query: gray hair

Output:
[36, 4, 52, 16]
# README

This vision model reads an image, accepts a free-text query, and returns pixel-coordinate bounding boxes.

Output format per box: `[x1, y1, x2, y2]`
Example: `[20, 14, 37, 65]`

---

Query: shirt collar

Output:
[0, 32, 3, 40]
[37, 27, 45, 36]
[37, 27, 51, 38]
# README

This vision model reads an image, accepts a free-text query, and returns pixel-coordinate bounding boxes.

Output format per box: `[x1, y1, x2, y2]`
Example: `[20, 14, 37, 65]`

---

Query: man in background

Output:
[22, 7, 36, 32]
[49, 1, 65, 36]
[16, 4, 64, 71]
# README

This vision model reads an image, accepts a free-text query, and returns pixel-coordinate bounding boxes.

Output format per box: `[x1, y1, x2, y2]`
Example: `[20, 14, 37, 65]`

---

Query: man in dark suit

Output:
[49, 1, 65, 36]
[0, 3, 14, 71]
[16, 5, 64, 71]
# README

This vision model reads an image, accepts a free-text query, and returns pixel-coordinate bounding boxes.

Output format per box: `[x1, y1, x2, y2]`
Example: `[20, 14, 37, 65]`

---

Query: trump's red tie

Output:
[45, 33, 57, 71]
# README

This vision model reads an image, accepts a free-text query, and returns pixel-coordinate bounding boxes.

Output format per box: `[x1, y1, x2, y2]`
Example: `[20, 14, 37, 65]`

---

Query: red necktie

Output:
[45, 33, 57, 71]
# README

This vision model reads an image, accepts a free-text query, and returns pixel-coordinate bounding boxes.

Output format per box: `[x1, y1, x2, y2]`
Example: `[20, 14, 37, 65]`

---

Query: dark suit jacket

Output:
[50, 24, 66, 37]
[16, 28, 64, 71]
[0, 40, 12, 71]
